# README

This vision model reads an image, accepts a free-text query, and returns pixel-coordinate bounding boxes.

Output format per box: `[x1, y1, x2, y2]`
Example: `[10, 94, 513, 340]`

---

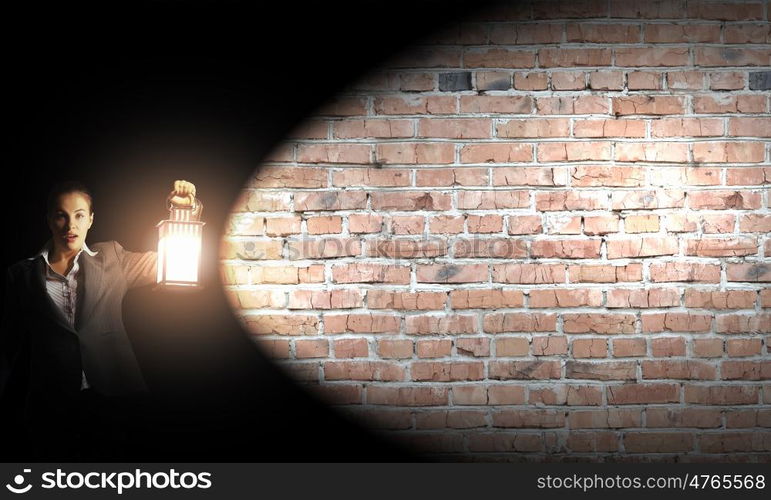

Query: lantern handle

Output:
[166, 193, 204, 221]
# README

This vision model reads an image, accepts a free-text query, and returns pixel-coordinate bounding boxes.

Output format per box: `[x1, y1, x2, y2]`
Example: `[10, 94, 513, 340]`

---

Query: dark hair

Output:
[46, 181, 94, 216]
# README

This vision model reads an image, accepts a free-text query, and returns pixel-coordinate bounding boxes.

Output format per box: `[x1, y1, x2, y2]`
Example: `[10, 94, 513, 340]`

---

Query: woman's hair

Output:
[46, 181, 94, 216]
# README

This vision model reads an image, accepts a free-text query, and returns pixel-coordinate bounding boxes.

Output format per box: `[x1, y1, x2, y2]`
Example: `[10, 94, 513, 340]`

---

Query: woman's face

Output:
[47, 191, 94, 253]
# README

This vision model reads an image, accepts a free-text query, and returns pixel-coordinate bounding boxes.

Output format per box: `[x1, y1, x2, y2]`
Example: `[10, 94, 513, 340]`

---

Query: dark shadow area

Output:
[2, 0, 509, 461]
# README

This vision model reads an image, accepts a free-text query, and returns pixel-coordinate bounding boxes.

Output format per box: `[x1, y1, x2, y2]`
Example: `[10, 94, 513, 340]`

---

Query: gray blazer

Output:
[1, 241, 157, 422]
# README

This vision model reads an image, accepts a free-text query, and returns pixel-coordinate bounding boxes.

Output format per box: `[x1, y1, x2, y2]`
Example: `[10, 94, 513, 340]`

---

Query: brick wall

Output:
[221, 0, 771, 461]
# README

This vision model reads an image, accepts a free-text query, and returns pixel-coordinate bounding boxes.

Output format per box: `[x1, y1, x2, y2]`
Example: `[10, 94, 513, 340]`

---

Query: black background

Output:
[2, 0, 505, 461]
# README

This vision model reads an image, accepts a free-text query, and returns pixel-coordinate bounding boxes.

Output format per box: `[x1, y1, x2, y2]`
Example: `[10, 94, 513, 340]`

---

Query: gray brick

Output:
[439, 72, 472, 91]
[749, 71, 771, 90]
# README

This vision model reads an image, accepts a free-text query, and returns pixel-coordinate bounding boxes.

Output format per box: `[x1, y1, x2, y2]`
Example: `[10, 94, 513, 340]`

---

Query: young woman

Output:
[1, 179, 199, 459]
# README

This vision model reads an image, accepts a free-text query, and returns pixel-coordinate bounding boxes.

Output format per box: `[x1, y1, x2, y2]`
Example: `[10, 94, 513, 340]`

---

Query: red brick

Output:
[688, 191, 760, 210]
[295, 339, 329, 359]
[294, 191, 367, 211]
[649, 262, 721, 283]
[685, 237, 758, 257]
[538, 142, 612, 162]
[642, 360, 716, 379]
[624, 215, 660, 233]
[651, 118, 723, 138]
[332, 168, 410, 187]
[513, 72, 548, 90]
[606, 237, 678, 259]
[627, 71, 662, 90]
[306, 216, 342, 235]
[324, 361, 404, 381]
[651, 336, 687, 357]
[722, 360, 771, 380]
[624, 433, 694, 453]
[457, 190, 530, 209]
[417, 264, 488, 283]
[497, 118, 570, 138]
[455, 337, 491, 357]
[415, 168, 488, 187]
[377, 339, 414, 359]
[572, 338, 608, 359]
[411, 361, 484, 381]
[642, 312, 713, 333]
[694, 47, 770, 67]
[288, 289, 363, 310]
[716, 313, 771, 333]
[348, 214, 383, 234]
[728, 118, 771, 138]
[644, 23, 721, 43]
[463, 48, 535, 68]
[490, 22, 563, 44]
[368, 290, 447, 310]
[535, 191, 608, 211]
[607, 288, 681, 308]
[693, 95, 766, 114]
[452, 385, 488, 405]
[693, 142, 765, 163]
[612, 95, 685, 115]
[529, 289, 603, 308]
[709, 71, 747, 90]
[727, 263, 771, 282]
[489, 361, 561, 380]
[252, 166, 327, 188]
[568, 264, 643, 283]
[495, 338, 530, 357]
[376, 142, 455, 164]
[508, 215, 543, 234]
[684, 385, 759, 405]
[539, 48, 611, 67]
[693, 338, 724, 358]
[583, 215, 620, 235]
[607, 383, 680, 404]
[333, 119, 413, 139]
[536, 96, 609, 114]
[366, 386, 448, 406]
[667, 71, 706, 90]
[533, 0, 609, 18]
[532, 336, 568, 356]
[615, 142, 689, 163]
[572, 166, 645, 187]
[651, 167, 722, 186]
[406, 314, 478, 335]
[450, 289, 524, 309]
[429, 215, 464, 234]
[367, 238, 445, 259]
[460, 143, 532, 163]
[551, 71, 586, 90]
[371, 191, 451, 211]
[255, 339, 291, 359]
[569, 409, 641, 429]
[566, 361, 636, 381]
[531, 239, 602, 259]
[493, 410, 565, 428]
[243, 314, 319, 335]
[612, 338, 647, 357]
[324, 313, 400, 334]
[332, 263, 410, 284]
[647, 408, 722, 428]
[475, 71, 511, 91]
[493, 263, 566, 284]
[287, 237, 361, 259]
[459, 95, 532, 114]
[235, 289, 286, 309]
[416, 339, 453, 359]
[547, 215, 581, 234]
[563, 314, 636, 334]
[484, 313, 557, 333]
[726, 338, 763, 357]
[297, 144, 371, 164]
[685, 289, 756, 309]
[373, 95, 456, 115]
[332, 338, 368, 359]
[728, 168, 771, 186]
[574, 120, 646, 139]
[466, 214, 503, 233]
[418, 118, 491, 139]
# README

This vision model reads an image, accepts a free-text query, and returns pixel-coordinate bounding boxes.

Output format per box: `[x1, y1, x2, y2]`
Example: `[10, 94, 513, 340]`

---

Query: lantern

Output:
[156, 196, 204, 289]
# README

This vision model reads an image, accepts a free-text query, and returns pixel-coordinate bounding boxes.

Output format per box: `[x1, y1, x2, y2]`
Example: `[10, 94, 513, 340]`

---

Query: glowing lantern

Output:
[156, 196, 204, 288]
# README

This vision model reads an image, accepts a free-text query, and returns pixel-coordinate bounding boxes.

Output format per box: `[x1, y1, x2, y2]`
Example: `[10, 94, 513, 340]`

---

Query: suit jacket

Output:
[1, 240, 157, 428]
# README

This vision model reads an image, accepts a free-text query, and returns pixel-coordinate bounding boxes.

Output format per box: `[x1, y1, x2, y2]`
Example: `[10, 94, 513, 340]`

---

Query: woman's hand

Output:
[169, 180, 197, 208]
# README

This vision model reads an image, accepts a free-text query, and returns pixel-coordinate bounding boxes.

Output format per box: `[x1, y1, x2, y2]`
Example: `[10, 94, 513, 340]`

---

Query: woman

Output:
[1, 179, 199, 459]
